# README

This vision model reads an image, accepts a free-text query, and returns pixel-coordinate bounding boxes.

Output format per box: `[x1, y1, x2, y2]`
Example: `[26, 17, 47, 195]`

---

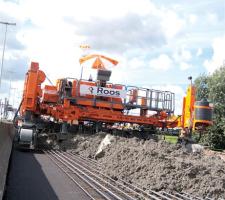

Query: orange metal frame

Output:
[20, 62, 169, 127]
[20, 62, 212, 130]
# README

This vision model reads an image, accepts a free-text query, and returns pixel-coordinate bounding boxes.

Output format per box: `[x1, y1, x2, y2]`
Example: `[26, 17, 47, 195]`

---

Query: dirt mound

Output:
[69, 134, 225, 199]
[69, 132, 107, 158]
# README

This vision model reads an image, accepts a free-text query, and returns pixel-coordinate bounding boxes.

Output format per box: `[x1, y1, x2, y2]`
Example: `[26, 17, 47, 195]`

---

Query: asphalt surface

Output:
[3, 149, 91, 200]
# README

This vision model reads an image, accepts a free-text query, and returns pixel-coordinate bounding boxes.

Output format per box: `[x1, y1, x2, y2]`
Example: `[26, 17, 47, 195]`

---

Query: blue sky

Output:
[0, 0, 224, 113]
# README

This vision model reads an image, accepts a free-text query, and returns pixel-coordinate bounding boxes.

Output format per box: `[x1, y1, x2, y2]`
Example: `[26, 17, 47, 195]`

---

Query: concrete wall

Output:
[0, 121, 14, 200]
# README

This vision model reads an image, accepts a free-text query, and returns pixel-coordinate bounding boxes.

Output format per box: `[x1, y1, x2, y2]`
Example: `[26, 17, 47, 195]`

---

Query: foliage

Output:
[194, 65, 225, 149]
[208, 66, 225, 118]
[206, 118, 225, 149]
[194, 74, 209, 101]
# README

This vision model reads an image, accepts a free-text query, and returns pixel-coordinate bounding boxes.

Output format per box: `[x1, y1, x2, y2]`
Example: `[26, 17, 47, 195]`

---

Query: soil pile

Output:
[69, 133, 225, 199]
[68, 132, 107, 158]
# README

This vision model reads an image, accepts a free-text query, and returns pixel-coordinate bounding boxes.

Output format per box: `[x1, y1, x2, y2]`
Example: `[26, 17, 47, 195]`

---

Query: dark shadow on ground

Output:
[3, 149, 59, 200]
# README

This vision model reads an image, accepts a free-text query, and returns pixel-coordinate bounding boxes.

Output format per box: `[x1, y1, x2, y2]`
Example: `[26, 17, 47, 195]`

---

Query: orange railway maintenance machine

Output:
[14, 55, 212, 149]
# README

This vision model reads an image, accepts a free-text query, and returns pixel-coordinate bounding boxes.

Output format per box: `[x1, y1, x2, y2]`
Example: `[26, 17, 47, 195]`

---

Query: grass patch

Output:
[164, 135, 178, 144]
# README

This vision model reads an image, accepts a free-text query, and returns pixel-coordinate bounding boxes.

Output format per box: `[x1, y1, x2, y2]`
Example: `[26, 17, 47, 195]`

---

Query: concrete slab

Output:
[0, 122, 14, 200]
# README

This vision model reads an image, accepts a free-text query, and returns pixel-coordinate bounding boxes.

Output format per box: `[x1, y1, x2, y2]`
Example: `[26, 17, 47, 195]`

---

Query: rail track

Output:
[44, 150, 212, 200]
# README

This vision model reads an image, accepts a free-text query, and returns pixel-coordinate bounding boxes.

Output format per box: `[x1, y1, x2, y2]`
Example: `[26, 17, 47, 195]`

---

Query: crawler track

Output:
[44, 150, 212, 200]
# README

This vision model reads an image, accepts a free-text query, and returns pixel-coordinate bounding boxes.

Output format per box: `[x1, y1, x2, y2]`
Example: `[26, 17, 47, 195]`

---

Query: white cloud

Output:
[161, 10, 186, 39]
[0, 0, 224, 108]
[207, 13, 219, 24]
[204, 35, 225, 73]
[180, 62, 192, 71]
[15, 0, 157, 24]
[149, 54, 173, 71]
[180, 48, 192, 61]
[0, 0, 194, 82]
[128, 57, 145, 69]
[172, 47, 192, 70]
[196, 48, 202, 56]
[0, 0, 166, 83]
[188, 14, 198, 25]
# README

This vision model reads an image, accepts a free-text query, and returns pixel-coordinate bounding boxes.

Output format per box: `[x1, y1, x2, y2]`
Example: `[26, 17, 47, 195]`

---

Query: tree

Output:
[194, 74, 209, 101]
[208, 65, 225, 119]
[194, 64, 225, 149]
[206, 118, 225, 149]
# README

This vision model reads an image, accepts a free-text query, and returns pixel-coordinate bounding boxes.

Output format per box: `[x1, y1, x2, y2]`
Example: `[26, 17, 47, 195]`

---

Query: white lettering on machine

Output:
[80, 85, 126, 98]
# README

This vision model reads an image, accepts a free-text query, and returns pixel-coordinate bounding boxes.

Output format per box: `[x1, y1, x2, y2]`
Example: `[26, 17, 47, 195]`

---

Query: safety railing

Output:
[124, 86, 175, 113]
[58, 78, 175, 113]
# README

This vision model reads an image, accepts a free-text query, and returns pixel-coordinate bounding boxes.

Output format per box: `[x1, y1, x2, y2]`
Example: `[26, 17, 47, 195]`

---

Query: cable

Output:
[46, 74, 54, 86]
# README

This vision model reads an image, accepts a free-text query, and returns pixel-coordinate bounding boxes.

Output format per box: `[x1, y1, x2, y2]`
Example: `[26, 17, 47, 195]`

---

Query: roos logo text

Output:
[80, 85, 126, 98]
[96, 87, 120, 96]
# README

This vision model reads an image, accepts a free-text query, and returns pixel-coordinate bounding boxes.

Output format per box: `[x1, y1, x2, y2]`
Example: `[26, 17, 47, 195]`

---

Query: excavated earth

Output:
[67, 132, 225, 199]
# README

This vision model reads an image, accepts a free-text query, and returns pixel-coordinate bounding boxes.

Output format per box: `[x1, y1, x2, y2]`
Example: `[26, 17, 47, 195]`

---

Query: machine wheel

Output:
[16, 128, 36, 149]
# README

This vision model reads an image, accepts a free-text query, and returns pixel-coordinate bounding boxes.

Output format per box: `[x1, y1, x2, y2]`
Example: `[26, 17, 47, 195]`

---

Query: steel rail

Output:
[65, 151, 160, 200]
[68, 151, 207, 200]
[174, 192, 195, 200]
[68, 151, 179, 200]
[180, 192, 205, 200]
[160, 191, 184, 200]
[72, 152, 100, 166]
[44, 150, 96, 200]
[49, 150, 130, 200]
[69, 152, 166, 199]
[46, 150, 120, 200]
[67, 151, 168, 200]
[47, 150, 211, 200]
[54, 150, 138, 200]
[67, 151, 179, 200]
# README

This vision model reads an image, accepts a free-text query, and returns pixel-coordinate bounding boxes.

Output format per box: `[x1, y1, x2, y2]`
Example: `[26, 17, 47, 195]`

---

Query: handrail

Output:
[60, 79, 175, 113]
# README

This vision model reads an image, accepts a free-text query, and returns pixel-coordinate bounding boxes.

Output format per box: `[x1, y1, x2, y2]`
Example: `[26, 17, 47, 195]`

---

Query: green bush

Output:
[194, 65, 225, 149]
[206, 118, 225, 149]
